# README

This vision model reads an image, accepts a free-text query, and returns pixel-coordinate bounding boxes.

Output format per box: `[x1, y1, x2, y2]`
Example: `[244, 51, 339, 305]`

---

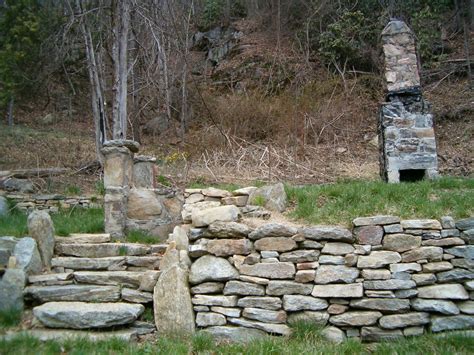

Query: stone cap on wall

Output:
[381, 20, 413, 37]
[103, 140, 140, 153]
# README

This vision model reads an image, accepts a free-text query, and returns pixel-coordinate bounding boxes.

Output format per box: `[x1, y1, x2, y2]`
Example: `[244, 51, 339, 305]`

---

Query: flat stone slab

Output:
[51, 257, 125, 270]
[28, 273, 73, 285]
[73, 271, 143, 288]
[55, 234, 111, 244]
[33, 302, 144, 329]
[24, 285, 121, 302]
[55, 243, 150, 257]
[202, 326, 266, 343]
[353, 216, 400, 226]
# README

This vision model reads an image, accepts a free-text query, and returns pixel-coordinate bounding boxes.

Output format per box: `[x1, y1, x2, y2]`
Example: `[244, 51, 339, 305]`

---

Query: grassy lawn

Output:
[0, 323, 473, 355]
[287, 177, 474, 226]
[0, 207, 104, 237]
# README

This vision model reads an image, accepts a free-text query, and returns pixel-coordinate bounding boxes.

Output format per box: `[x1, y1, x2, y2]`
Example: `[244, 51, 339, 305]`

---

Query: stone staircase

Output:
[21, 233, 166, 341]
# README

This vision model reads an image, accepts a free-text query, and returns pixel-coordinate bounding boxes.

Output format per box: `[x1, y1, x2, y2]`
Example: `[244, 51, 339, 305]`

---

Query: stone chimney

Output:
[378, 20, 439, 183]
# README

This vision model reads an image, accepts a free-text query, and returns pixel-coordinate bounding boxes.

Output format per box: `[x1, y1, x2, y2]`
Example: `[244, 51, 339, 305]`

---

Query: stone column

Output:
[379, 21, 438, 183]
[101, 140, 139, 240]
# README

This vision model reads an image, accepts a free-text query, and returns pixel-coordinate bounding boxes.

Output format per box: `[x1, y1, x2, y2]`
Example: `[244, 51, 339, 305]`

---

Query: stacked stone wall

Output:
[185, 210, 474, 341]
[2, 193, 102, 213]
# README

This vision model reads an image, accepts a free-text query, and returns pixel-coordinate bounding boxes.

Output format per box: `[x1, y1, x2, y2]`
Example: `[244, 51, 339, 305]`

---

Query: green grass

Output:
[0, 308, 22, 329]
[125, 230, 159, 244]
[287, 177, 474, 226]
[0, 206, 104, 237]
[0, 322, 473, 355]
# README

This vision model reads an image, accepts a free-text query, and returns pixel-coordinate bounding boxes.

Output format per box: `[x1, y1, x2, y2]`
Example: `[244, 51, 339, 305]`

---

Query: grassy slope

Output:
[287, 177, 474, 226]
[0, 323, 473, 355]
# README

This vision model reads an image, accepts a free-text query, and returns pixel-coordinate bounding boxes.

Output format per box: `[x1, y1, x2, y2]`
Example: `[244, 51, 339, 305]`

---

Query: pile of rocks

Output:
[2, 193, 102, 214]
[185, 209, 474, 342]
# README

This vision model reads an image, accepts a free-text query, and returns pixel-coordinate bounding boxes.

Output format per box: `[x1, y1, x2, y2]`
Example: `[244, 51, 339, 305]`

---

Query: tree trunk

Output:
[112, 0, 131, 140]
[7, 96, 14, 126]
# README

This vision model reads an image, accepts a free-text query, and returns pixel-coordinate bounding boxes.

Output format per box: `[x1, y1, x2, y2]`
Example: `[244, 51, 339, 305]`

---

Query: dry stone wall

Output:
[2, 193, 102, 213]
[184, 206, 474, 342]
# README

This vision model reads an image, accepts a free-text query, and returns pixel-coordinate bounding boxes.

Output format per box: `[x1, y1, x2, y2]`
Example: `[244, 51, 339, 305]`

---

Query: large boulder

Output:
[127, 188, 163, 220]
[27, 210, 55, 271]
[13, 237, 42, 275]
[33, 302, 144, 329]
[248, 183, 287, 212]
[0, 268, 26, 311]
[192, 206, 240, 227]
[189, 255, 239, 284]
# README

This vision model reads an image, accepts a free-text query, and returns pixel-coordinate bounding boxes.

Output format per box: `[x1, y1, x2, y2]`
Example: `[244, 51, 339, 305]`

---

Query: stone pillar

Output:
[101, 140, 139, 240]
[133, 155, 157, 188]
[379, 21, 438, 183]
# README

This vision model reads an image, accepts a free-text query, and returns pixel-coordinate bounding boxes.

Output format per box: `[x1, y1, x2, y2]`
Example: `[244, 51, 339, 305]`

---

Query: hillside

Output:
[0, 17, 472, 195]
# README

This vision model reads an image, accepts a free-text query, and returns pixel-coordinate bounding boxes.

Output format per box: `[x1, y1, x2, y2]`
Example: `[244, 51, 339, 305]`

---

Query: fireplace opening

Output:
[399, 169, 426, 182]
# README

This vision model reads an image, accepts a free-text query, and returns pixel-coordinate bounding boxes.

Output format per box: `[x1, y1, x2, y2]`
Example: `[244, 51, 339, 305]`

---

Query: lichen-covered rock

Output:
[266, 281, 313, 296]
[192, 206, 240, 227]
[0, 268, 26, 311]
[353, 216, 400, 226]
[411, 299, 459, 315]
[228, 318, 291, 336]
[239, 262, 295, 279]
[192, 295, 238, 307]
[242, 308, 287, 324]
[417, 284, 469, 300]
[321, 243, 355, 255]
[350, 298, 410, 312]
[202, 326, 266, 342]
[190, 255, 237, 284]
[237, 297, 282, 310]
[223, 281, 264, 296]
[248, 224, 297, 240]
[321, 326, 346, 343]
[248, 183, 288, 212]
[254, 237, 296, 252]
[379, 312, 430, 329]
[383, 234, 421, 252]
[280, 250, 320, 263]
[127, 188, 163, 220]
[444, 246, 474, 259]
[431, 315, 474, 332]
[203, 222, 252, 238]
[24, 285, 121, 303]
[357, 251, 401, 269]
[196, 312, 226, 327]
[361, 327, 403, 342]
[330, 311, 382, 327]
[312, 283, 363, 298]
[207, 239, 253, 256]
[401, 247, 443, 262]
[282, 295, 328, 311]
[13, 237, 42, 275]
[354, 226, 384, 245]
[315, 265, 359, 284]
[300, 226, 354, 243]
[363, 279, 416, 290]
[27, 210, 55, 270]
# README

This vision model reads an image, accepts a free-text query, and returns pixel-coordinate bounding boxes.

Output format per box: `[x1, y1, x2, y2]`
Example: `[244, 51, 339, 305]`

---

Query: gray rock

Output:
[383, 234, 421, 252]
[27, 210, 55, 270]
[223, 281, 265, 296]
[300, 240, 324, 249]
[34, 302, 144, 329]
[365, 290, 395, 298]
[295, 270, 316, 283]
[312, 283, 363, 298]
[0, 268, 26, 311]
[196, 312, 226, 327]
[350, 298, 410, 312]
[330, 311, 382, 327]
[242, 308, 287, 324]
[248, 224, 297, 240]
[28, 273, 73, 285]
[452, 258, 474, 270]
[379, 312, 430, 329]
[287, 311, 329, 325]
[384, 224, 404, 234]
[412, 273, 437, 286]
[138, 270, 161, 292]
[403, 326, 424, 337]
[441, 216, 456, 229]
[437, 269, 474, 283]
[189, 255, 238, 284]
[55, 233, 111, 244]
[300, 226, 354, 243]
[390, 263, 422, 273]
[248, 183, 288, 212]
[191, 282, 224, 294]
[321, 242, 354, 255]
[207, 239, 253, 256]
[122, 288, 153, 303]
[51, 256, 125, 270]
[237, 297, 282, 310]
[402, 247, 443, 262]
[13, 237, 42, 275]
[364, 279, 416, 290]
[239, 262, 295, 279]
[411, 299, 459, 315]
[461, 229, 474, 245]
[192, 295, 238, 307]
[279, 250, 319, 263]
[0, 236, 20, 250]
[417, 284, 469, 300]
[167, 226, 189, 251]
[458, 301, 474, 315]
[401, 219, 442, 230]
[228, 317, 291, 335]
[192, 205, 240, 227]
[315, 265, 359, 284]
[201, 187, 231, 198]
[202, 326, 266, 342]
[431, 315, 474, 332]
[445, 246, 474, 259]
[321, 326, 346, 343]
[352, 215, 400, 226]
[203, 222, 252, 238]
[422, 262, 453, 273]
[394, 289, 419, 298]
[357, 251, 401, 268]
[354, 225, 384, 245]
[456, 217, 474, 231]
[254, 237, 296, 252]
[182, 202, 220, 224]
[266, 281, 313, 295]
[154, 264, 195, 334]
[3, 178, 34, 193]
[24, 285, 120, 302]
[73, 271, 143, 288]
[55, 243, 150, 257]
[392, 271, 411, 280]
[0, 248, 11, 267]
[282, 295, 328, 311]
[361, 269, 391, 280]
[211, 307, 241, 317]
[239, 275, 269, 285]
[361, 327, 403, 342]
[0, 196, 8, 217]
[319, 255, 345, 265]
